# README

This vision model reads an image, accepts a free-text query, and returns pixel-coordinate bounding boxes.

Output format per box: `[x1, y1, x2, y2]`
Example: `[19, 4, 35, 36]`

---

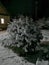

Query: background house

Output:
[0, 2, 10, 30]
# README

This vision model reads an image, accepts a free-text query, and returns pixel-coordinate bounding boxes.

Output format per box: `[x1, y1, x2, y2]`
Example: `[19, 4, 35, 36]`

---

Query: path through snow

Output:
[0, 31, 35, 65]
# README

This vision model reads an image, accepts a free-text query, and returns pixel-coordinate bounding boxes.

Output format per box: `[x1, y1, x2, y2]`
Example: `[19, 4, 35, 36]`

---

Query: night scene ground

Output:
[0, 0, 49, 65]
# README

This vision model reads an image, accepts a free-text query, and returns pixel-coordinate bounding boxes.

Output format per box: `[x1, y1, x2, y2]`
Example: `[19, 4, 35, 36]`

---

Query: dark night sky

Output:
[0, 0, 49, 18]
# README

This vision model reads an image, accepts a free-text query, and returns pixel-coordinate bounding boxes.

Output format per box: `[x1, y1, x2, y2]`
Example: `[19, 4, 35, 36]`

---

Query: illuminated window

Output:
[1, 18, 4, 24]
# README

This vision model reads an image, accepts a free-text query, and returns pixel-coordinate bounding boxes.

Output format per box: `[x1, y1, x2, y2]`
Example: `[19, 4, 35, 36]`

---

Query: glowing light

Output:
[1, 18, 4, 24]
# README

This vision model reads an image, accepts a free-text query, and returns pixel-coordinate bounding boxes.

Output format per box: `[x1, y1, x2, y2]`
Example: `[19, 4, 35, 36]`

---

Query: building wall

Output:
[0, 15, 10, 29]
[0, 1, 9, 15]
[0, 6, 8, 14]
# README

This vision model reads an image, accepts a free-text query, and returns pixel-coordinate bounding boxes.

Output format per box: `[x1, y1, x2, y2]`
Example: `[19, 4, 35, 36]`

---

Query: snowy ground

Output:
[0, 30, 49, 65]
[0, 31, 35, 65]
[41, 30, 49, 44]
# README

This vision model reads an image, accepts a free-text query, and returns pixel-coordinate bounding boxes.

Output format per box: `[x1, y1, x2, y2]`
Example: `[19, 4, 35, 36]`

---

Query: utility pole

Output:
[35, 1, 38, 20]
[34, 0, 38, 21]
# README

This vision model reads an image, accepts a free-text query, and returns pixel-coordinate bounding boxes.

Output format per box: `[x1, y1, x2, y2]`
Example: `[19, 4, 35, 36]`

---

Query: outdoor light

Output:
[1, 18, 4, 24]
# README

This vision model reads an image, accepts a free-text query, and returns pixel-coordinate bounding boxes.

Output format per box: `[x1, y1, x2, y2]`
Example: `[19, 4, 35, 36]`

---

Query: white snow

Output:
[41, 30, 49, 44]
[0, 31, 35, 65]
[36, 59, 49, 65]
[0, 30, 49, 65]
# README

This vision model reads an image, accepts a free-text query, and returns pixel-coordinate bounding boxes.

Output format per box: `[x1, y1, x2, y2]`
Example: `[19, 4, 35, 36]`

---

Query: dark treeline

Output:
[0, 0, 49, 18]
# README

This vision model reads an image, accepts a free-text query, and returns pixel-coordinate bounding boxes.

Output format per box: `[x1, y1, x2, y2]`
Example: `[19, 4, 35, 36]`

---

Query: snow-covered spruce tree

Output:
[2, 15, 43, 52]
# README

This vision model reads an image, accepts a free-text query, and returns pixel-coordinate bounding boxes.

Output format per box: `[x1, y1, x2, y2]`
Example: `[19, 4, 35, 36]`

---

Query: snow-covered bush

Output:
[36, 17, 49, 29]
[2, 15, 43, 52]
[36, 17, 46, 29]
[42, 17, 49, 29]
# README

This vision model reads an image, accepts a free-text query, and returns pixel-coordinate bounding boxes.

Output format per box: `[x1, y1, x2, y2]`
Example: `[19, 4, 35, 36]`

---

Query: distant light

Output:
[1, 18, 4, 24]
